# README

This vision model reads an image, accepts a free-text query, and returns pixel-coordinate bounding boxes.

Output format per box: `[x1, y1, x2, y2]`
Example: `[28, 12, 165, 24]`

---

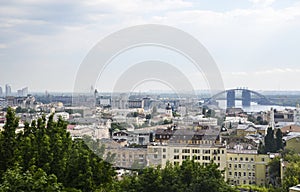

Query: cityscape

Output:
[1, 0, 300, 192]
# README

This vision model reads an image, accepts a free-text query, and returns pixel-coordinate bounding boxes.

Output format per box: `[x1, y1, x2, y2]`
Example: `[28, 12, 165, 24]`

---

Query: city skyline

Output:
[1, 0, 300, 92]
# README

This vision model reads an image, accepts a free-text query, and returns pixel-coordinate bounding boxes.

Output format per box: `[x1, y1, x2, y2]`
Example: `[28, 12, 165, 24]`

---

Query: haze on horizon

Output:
[1, 0, 300, 92]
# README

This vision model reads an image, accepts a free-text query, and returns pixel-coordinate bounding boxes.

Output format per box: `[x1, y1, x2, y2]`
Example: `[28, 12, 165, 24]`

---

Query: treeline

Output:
[0, 107, 236, 191]
[0, 107, 115, 191]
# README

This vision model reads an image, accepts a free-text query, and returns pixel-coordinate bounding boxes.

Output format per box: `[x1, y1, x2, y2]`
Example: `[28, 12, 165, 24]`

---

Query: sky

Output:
[0, 0, 300, 93]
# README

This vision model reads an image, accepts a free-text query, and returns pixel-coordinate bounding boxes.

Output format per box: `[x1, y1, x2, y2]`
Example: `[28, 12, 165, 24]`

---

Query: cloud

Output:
[0, 44, 7, 49]
[249, 0, 276, 7]
[1, 0, 300, 91]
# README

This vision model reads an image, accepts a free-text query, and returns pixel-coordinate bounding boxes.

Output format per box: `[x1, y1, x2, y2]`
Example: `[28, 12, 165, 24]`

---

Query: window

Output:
[222, 150, 224, 154]
[174, 155, 179, 159]
[229, 172, 232, 176]
[240, 157, 243, 161]
[230, 157, 233, 161]
[238, 164, 241, 168]
[246, 157, 249, 161]
[234, 172, 237, 176]
[163, 148, 166, 153]
[203, 150, 210, 154]
[234, 157, 237, 161]
[244, 172, 246, 176]
[218, 156, 220, 161]
[163, 155, 166, 159]
[174, 149, 179, 153]
[182, 149, 190, 153]
[250, 158, 254, 162]
[182, 155, 190, 160]
[262, 158, 265, 162]
[154, 154, 157, 159]
[229, 164, 232, 168]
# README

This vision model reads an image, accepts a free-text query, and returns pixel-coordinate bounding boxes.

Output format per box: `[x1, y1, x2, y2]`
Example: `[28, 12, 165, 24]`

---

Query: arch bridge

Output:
[204, 88, 274, 108]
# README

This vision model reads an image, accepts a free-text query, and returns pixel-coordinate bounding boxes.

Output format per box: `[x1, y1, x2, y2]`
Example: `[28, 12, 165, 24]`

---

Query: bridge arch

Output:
[204, 88, 274, 107]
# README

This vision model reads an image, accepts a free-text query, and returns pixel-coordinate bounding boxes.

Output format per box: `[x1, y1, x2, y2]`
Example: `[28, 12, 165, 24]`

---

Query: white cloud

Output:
[0, 44, 7, 49]
[249, 0, 276, 7]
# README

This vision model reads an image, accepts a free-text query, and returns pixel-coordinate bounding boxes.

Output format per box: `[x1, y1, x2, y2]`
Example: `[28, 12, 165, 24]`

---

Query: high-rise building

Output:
[5, 84, 12, 97]
[0, 86, 2, 96]
[22, 87, 28, 96]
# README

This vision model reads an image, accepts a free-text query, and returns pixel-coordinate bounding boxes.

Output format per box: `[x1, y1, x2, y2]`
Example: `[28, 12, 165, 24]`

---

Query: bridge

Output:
[204, 88, 275, 108]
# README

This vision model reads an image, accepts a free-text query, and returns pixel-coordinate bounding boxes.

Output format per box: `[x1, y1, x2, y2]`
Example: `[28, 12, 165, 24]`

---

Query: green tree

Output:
[265, 127, 276, 153]
[268, 157, 281, 186]
[0, 107, 19, 176]
[0, 166, 63, 192]
[275, 129, 283, 151]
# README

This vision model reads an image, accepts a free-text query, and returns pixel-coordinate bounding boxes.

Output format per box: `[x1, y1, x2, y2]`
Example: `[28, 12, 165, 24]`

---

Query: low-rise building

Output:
[226, 149, 270, 186]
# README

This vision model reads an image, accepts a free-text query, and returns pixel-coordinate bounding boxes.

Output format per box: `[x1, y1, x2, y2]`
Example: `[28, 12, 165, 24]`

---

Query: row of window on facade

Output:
[228, 171, 256, 177]
[229, 157, 265, 162]
[173, 149, 225, 154]
[228, 163, 256, 169]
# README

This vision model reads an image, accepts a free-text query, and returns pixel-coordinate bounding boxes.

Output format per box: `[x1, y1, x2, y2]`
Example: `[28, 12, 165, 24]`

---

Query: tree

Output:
[118, 159, 236, 192]
[265, 127, 276, 153]
[0, 166, 63, 192]
[275, 129, 283, 151]
[0, 107, 19, 176]
[268, 157, 281, 186]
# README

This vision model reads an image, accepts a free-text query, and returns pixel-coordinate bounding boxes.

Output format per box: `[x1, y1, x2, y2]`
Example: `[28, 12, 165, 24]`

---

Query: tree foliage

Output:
[0, 107, 116, 191]
[117, 160, 236, 192]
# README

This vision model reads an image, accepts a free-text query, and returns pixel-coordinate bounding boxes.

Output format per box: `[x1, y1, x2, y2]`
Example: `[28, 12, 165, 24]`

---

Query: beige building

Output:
[226, 150, 270, 186]
[285, 135, 300, 153]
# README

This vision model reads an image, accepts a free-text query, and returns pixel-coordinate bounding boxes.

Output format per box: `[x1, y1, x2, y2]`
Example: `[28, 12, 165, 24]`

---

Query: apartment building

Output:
[226, 150, 270, 186]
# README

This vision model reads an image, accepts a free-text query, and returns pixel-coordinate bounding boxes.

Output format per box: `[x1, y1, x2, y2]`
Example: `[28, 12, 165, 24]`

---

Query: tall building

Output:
[5, 84, 11, 97]
[0, 86, 2, 96]
[22, 87, 28, 96]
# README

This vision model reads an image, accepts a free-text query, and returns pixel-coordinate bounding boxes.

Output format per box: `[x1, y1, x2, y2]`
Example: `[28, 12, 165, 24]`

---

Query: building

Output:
[5, 84, 11, 97]
[284, 134, 300, 154]
[100, 139, 147, 169]
[294, 105, 300, 125]
[0, 86, 2, 96]
[128, 99, 144, 109]
[226, 150, 270, 186]
[147, 143, 227, 179]
[165, 103, 173, 118]
[148, 128, 226, 175]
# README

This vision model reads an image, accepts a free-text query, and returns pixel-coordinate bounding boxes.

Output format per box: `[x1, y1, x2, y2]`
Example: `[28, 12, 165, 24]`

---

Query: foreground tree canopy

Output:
[0, 107, 237, 191]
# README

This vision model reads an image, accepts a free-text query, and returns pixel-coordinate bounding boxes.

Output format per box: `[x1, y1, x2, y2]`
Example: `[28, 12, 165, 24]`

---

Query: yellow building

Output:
[226, 151, 270, 186]
[285, 135, 300, 154]
[147, 143, 227, 179]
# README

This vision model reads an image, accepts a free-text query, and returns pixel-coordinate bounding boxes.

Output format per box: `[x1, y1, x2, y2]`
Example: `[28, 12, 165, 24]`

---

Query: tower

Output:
[166, 103, 173, 118]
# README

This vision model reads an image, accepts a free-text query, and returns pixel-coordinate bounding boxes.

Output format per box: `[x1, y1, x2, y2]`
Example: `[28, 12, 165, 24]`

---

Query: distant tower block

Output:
[227, 90, 235, 108]
[242, 89, 251, 107]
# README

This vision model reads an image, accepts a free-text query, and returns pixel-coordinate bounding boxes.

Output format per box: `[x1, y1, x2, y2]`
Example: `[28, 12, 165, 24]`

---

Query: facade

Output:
[285, 135, 300, 153]
[294, 105, 300, 125]
[5, 84, 11, 97]
[128, 99, 144, 109]
[147, 144, 227, 178]
[226, 151, 270, 186]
